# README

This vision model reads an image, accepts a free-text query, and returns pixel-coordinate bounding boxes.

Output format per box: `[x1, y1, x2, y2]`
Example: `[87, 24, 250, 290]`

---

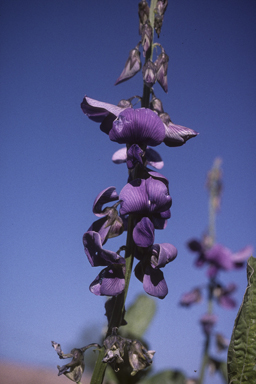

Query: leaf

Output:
[120, 294, 156, 339]
[139, 370, 186, 384]
[227, 255, 256, 383]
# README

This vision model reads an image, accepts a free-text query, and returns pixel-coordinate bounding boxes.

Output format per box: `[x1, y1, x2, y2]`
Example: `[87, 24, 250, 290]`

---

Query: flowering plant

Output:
[51, 2, 254, 384]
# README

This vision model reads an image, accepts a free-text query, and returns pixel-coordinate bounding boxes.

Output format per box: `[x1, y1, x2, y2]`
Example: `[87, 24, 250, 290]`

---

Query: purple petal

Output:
[160, 113, 198, 147]
[83, 231, 124, 267]
[147, 170, 169, 187]
[145, 177, 172, 212]
[81, 96, 126, 123]
[109, 108, 165, 147]
[89, 266, 125, 296]
[205, 244, 233, 271]
[180, 288, 202, 307]
[133, 217, 155, 248]
[145, 148, 164, 169]
[218, 295, 236, 309]
[112, 146, 164, 169]
[88, 217, 110, 245]
[232, 245, 253, 264]
[143, 266, 168, 299]
[93, 187, 119, 217]
[151, 243, 177, 268]
[112, 147, 127, 164]
[120, 177, 172, 215]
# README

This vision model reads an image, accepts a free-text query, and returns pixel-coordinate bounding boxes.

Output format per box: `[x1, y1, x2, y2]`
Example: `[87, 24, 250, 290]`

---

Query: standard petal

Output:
[93, 187, 119, 217]
[109, 108, 165, 147]
[120, 177, 171, 215]
[145, 177, 172, 212]
[205, 244, 233, 271]
[133, 217, 155, 248]
[119, 179, 148, 215]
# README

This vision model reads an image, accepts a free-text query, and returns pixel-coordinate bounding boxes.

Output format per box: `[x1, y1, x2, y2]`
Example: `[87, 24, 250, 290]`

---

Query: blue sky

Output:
[1, 1, 255, 383]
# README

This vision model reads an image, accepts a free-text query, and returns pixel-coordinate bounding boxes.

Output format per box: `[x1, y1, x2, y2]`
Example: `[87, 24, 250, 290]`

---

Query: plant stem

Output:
[90, 2, 157, 382]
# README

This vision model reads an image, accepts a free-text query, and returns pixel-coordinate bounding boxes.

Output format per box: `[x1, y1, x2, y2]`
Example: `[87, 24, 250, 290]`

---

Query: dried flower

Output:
[128, 340, 155, 376]
[51, 341, 100, 383]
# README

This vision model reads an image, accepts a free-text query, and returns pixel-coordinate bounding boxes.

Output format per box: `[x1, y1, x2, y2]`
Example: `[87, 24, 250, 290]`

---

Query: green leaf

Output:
[139, 370, 186, 384]
[227, 255, 256, 383]
[120, 294, 156, 339]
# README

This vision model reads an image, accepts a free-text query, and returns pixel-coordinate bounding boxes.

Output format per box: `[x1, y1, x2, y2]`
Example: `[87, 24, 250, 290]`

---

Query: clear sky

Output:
[0, 1, 255, 383]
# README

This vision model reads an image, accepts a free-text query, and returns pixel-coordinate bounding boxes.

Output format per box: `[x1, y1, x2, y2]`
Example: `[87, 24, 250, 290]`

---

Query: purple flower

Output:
[134, 243, 177, 299]
[112, 146, 164, 170]
[110, 108, 165, 147]
[205, 244, 253, 277]
[188, 239, 253, 278]
[115, 44, 141, 85]
[83, 231, 125, 296]
[81, 96, 198, 147]
[120, 177, 172, 216]
[200, 313, 217, 335]
[89, 186, 123, 244]
[89, 265, 125, 296]
[213, 283, 237, 309]
[179, 287, 202, 307]
[81, 96, 129, 135]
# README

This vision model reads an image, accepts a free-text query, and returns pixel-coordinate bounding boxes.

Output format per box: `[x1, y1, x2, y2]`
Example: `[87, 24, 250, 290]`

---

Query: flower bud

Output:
[154, 0, 168, 37]
[138, 0, 149, 27]
[149, 94, 164, 114]
[155, 47, 169, 92]
[115, 44, 142, 85]
[140, 21, 153, 57]
[142, 60, 157, 88]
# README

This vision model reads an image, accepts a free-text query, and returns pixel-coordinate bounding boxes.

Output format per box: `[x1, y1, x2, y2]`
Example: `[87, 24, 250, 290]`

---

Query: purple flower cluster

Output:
[80, 0, 198, 302]
[82, 175, 177, 299]
[80, 93, 197, 299]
